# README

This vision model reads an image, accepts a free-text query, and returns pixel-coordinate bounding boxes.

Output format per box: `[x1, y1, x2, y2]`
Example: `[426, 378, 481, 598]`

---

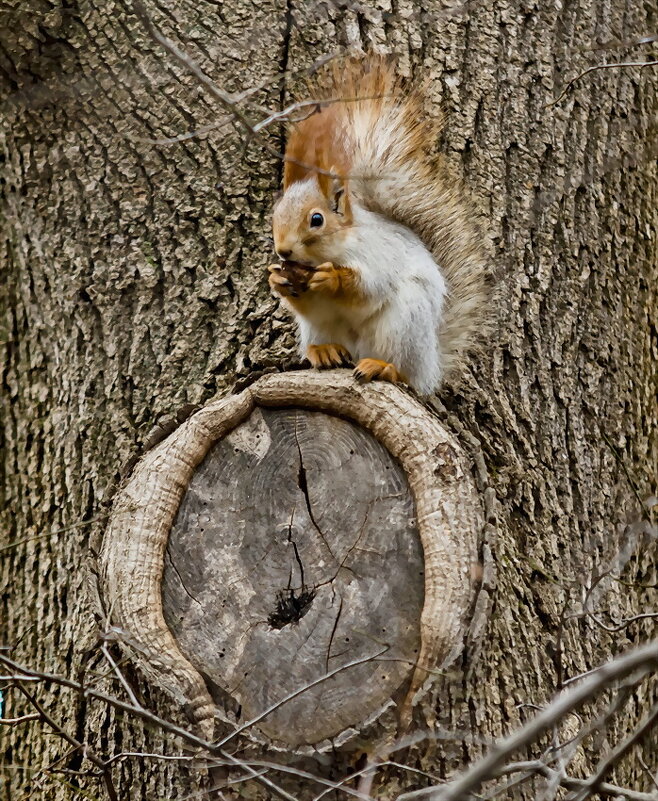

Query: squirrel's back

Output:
[283, 56, 489, 379]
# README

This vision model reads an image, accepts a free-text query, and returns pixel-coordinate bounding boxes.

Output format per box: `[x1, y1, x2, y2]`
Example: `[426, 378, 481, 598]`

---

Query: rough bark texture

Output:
[1, 0, 656, 799]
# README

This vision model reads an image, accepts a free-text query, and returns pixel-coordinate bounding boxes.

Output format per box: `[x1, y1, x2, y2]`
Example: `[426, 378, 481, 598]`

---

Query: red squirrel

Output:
[269, 56, 488, 394]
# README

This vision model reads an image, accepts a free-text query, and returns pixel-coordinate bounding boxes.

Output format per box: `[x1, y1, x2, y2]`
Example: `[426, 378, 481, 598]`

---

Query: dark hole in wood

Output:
[267, 587, 317, 629]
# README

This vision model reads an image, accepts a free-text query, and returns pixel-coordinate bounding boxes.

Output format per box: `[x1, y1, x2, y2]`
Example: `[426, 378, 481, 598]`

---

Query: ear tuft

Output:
[331, 174, 346, 214]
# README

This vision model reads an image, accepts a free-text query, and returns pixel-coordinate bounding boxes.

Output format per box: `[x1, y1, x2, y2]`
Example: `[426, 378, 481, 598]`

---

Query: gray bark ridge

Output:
[98, 370, 486, 749]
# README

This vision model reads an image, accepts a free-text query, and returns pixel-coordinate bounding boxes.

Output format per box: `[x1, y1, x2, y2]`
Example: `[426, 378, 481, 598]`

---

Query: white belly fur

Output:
[289, 207, 447, 395]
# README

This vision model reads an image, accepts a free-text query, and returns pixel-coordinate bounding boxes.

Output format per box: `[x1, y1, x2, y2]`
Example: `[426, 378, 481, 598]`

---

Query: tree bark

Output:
[1, 1, 656, 799]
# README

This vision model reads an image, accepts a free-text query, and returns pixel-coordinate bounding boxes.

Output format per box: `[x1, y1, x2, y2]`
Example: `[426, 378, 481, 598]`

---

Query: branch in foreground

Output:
[491, 760, 657, 801]
[3, 640, 658, 801]
[398, 640, 658, 801]
[0, 645, 389, 800]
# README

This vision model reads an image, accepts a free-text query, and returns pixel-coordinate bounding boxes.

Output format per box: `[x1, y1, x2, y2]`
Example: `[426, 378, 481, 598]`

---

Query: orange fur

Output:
[306, 343, 352, 368]
[283, 57, 434, 194]
[273, 56, 490, 385]
[274, 263, 365, 314]
[284, 104, 351, 191]
[353, 358, 406, 385]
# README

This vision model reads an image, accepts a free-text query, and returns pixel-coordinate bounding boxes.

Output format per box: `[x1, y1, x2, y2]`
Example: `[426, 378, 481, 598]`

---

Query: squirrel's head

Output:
[272, 173, 352, 266]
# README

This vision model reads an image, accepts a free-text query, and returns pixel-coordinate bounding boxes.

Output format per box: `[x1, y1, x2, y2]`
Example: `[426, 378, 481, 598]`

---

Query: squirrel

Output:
[268, 56, 488, 395]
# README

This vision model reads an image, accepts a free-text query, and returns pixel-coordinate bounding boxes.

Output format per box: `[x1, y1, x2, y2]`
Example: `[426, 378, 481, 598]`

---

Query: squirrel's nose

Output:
[277, 249, 292, 260]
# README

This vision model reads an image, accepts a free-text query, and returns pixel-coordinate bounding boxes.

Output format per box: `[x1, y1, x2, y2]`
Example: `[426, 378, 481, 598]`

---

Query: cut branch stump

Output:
[99, 370, 485, 750]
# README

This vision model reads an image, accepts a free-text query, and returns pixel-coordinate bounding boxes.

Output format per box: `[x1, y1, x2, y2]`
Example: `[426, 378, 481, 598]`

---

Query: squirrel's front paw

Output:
[268, 263, 299, 298]
[308, 262, 341, 295]
[268, 262, 314, 298]
[353, 358, 405, 385]
[306, 344, 353, 369]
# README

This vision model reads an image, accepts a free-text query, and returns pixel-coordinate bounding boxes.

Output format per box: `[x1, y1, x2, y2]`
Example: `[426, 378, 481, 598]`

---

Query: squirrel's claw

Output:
[307, 343, 353, 369]
[354, 358, 405, 385]
[269, 271, 299, 298]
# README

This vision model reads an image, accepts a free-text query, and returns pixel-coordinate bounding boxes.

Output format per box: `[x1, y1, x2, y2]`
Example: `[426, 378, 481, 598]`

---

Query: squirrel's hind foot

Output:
[353, 358, 405, 385]
[306, 344, 353, 369]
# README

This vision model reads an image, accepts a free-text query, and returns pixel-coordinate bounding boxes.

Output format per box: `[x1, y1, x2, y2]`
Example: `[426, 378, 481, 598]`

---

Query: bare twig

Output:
[217, 750, 299, 801]
[0, 653, 211, 752]
[398, 640, 658, 801]
[100, 643, 142, 709]
[216, 757, 376, 801]
[498, 761, 658, 801]
[567, 701, 658, 801]
[638, 755, 658, 793]
[0, 647, 387, 801]
[176, 769, 271, 801]
[548, 60, 658, 107]
[129, 2, 389, 184]
[0, 712, 41, 724]
[570, 33, 658, 54]
[0, 514, 108, 556]
[103, 750, 198, 767]
[572, 610, 658, 634]
[404, 759, 658, 801]
[14, 683, 119, 801]
[132, 2, 255, 134]
[601, 433, 653, 515]
[213, 645, 389, 748]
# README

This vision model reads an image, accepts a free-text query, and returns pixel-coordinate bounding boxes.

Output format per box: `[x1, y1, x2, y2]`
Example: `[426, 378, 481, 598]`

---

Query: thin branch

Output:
[103, 750, 198, 767]
[0, 712, 41, 724]
[566, 701, 658, 801]
[0, 514, 108, 556]
[15, 684, 101, 766]
[0, 653, 212, 753]
[218, 750, 299, 801]
[176, 770, 271, 801]
[403, 759, 658, 801]
[548, 60, 658, 107]
[213, 645, 388, 748]
[638, 755, 658, 793]
[14, 683, 120, 801]
[499, 761, 658, 801]
[398, 640, 658, 801]
[217, 758, 376, 801]
[574, 610, 658, 634]
[1, 647, 386, 764]
[128, 119, 232, 145]
[129, 3, 388, 183]
[100, 643, 142, 709]
[569, 33, 658, 54]
[132, 2, 255, 134]
[601, 433, 652, 514]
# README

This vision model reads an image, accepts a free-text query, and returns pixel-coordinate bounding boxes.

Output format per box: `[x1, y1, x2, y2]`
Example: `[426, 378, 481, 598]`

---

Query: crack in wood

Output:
[154, 396, 436, 746]
[325, 596, 344, 672]
[285, 507, 306, 589]
[266, 504, 317, 629]
[293, 414, 337, 561]
[165, 548, 202, 606]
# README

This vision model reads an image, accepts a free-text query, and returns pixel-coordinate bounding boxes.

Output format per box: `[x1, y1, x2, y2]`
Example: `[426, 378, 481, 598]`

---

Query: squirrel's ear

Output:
[331, 177, 348, 215]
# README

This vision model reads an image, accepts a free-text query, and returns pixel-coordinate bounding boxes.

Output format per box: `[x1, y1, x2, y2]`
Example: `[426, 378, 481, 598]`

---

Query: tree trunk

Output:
[1, 1, 656, 799]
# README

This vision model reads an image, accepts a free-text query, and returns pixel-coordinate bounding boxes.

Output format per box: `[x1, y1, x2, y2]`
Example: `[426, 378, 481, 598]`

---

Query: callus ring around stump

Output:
[98, 370, 484, 750]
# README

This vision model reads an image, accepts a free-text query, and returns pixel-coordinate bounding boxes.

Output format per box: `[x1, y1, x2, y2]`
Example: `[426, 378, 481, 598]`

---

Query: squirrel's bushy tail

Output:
[286, 56, 490, 380]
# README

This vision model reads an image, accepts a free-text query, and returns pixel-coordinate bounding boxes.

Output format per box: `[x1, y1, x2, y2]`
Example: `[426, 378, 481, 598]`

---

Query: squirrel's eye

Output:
[310, 212, 324, 228]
